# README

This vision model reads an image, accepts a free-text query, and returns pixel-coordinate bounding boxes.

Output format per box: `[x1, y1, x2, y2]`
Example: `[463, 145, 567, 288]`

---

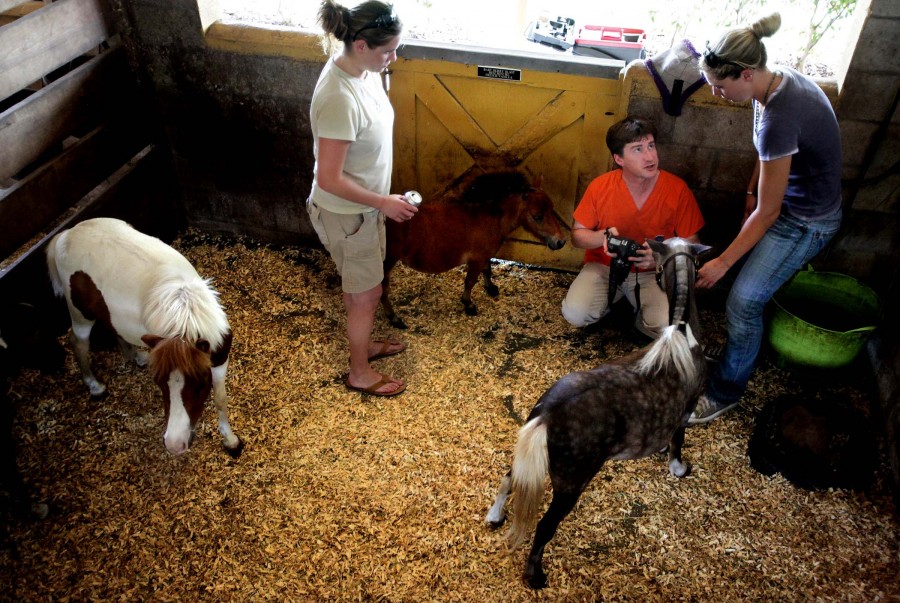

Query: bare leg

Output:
[211, 362, 242, 456]
[345, 285, 403, 395]
[116, 336, 149, 367]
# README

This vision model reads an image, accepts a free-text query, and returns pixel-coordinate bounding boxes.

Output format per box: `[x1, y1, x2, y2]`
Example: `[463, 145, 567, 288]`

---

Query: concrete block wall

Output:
[837, 0, 900, 505]
[830, 0, 900, 288]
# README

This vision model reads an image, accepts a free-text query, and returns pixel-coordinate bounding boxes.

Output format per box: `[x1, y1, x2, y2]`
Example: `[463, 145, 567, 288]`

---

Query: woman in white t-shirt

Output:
[308, 1, 415, 397]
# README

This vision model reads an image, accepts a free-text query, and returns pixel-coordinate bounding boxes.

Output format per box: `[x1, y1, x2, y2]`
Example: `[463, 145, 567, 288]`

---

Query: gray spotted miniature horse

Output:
[485, 236, 710, 589]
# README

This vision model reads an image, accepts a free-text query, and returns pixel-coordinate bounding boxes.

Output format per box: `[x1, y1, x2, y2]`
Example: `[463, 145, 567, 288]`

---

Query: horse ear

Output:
[646, 238, 666, 254]
[532, 173, 543, 189]
[195, 339, 211, 354]
[691, 243, 714, 259]
[141, 334, 165, 349]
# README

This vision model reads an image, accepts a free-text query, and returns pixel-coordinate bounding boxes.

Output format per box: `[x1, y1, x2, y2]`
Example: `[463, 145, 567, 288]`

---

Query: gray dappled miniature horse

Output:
[485, 236, 711, 589]
[381, 171, 567, 328]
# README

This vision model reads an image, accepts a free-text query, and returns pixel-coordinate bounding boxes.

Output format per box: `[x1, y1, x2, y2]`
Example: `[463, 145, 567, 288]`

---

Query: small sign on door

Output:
[477, 65, 522, 81]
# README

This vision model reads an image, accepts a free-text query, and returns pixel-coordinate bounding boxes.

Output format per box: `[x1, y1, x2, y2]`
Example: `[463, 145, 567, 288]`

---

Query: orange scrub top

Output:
[573, 169, 705, 270]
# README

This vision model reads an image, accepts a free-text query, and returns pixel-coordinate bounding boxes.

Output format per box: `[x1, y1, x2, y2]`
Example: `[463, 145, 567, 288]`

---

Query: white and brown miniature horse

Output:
[485, 236, 710, 589]
[46, 218, 242, 457]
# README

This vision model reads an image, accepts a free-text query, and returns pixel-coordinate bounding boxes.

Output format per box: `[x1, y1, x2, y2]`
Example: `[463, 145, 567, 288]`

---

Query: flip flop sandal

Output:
[345, 374, 407, 397]
[368, 339, 407, 361]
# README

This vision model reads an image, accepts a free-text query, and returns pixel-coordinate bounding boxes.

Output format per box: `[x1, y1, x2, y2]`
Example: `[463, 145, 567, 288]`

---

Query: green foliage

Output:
[794, 0, 858, 69]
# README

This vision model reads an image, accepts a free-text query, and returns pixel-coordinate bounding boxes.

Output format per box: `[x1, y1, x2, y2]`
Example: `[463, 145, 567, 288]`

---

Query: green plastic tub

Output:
[768, 269, 882, 368]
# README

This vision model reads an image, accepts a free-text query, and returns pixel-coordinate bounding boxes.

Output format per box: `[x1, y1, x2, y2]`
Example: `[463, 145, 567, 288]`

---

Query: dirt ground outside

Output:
[1, 231, 897, 601]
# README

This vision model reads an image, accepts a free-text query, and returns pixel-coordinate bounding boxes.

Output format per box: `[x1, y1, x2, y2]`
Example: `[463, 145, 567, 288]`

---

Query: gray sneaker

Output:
[688, 394, 739, 425]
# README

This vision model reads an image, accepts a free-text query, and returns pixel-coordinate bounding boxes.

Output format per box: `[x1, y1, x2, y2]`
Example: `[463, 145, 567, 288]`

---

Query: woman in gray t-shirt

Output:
[689, 12, 843, 424]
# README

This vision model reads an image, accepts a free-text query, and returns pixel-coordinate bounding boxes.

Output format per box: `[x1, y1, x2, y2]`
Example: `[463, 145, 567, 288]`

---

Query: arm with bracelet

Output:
[743, 158, 761, 224]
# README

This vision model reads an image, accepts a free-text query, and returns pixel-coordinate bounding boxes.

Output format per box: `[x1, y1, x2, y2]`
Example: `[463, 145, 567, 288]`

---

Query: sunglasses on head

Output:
[352, 6, 398, 40]
[703, 46, 748, 71]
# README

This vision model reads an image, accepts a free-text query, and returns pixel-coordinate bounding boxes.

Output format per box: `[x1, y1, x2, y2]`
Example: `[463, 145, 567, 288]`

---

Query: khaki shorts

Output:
[307, 200, 386, 294]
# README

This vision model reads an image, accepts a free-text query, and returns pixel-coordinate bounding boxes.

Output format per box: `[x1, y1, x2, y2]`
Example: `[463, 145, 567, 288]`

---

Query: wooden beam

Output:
[0, 144, 157, 284]
[0, 120, 147, 257]
[0, 47, 127, 182]
[0, 0, 112, 102]
[0, 1, 44, 26]
[0, 0, 35, 15]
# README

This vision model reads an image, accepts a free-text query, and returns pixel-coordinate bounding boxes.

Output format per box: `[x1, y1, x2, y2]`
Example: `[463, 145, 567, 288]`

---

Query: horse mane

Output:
[142, 265, 230, 351]
[458, 171, 531, 209]
[635, 324, 701, 386]
[147, 336, 212, 385]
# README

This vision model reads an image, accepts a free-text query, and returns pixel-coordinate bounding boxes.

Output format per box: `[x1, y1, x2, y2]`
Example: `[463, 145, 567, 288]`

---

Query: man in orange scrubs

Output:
[562, 116, 705, 339]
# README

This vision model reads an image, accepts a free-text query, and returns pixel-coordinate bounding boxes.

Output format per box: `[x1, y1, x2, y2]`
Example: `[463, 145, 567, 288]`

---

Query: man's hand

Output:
[630, 244, 655, 270]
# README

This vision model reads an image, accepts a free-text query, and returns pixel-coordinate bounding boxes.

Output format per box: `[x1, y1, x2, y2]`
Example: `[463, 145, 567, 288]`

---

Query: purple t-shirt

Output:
[753, 67, 842, 221]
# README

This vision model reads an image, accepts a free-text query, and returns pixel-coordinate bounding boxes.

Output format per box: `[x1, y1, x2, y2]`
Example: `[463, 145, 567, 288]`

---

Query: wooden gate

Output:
[389, 43, 623, 271]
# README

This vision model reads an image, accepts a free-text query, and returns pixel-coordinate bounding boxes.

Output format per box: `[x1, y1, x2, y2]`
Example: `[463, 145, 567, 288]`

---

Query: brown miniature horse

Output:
[382, 171, 567, 328]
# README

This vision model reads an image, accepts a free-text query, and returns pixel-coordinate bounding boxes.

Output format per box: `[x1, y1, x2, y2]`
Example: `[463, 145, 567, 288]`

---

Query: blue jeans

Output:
[707, 209, 842, 405]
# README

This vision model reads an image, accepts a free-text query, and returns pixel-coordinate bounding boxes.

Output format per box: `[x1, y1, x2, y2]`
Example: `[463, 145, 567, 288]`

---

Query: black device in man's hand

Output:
[605, 229, 643, 307]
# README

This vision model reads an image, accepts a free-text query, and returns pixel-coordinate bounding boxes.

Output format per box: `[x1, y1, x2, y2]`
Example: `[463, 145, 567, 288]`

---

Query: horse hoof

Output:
[669, 461, 691, 478]
[464, 305, 478, 317]
[89, 389, 109, 401]
[30, 502, 49, 520]
[524, 572, 548, 590]
[485, 516, 506, 530]
[485, 285, 500, 298]
[389, 318, 408, 330]
[224, 438, 245, 459]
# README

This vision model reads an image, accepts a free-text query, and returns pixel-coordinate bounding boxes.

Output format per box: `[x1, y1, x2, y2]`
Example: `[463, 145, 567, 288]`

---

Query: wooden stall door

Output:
[389, 57, 620, 271]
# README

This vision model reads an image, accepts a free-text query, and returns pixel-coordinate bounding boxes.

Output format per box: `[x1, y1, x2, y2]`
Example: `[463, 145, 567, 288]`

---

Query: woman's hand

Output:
[696, 257, 730, 289]
[380, 194, 418, 223]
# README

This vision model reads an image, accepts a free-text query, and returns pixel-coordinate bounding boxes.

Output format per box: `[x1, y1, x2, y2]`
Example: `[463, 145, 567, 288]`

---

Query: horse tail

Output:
[636, 324, 699, 383]
[45, 231, 65, 298]
[507, 416, 549, 549]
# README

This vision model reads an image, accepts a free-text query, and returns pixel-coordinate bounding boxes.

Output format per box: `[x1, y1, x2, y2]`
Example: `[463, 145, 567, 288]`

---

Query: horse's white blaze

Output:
[164, 369, 192, 455]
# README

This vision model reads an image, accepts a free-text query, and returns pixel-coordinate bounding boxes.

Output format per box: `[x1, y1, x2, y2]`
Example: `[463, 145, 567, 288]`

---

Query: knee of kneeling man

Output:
[561, 303, 594, 328]
[639, 315, 668, 338]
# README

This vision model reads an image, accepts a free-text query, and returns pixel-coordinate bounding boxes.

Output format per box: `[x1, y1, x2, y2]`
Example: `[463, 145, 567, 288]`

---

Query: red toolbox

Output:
[573, 25, 646, 62]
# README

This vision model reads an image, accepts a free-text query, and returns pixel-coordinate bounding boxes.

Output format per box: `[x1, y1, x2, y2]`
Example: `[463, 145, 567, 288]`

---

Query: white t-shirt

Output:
[310, 57, 394, 214]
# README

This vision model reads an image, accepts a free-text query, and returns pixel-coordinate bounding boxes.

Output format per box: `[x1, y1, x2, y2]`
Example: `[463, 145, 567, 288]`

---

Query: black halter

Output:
[655, 251, 700, 289]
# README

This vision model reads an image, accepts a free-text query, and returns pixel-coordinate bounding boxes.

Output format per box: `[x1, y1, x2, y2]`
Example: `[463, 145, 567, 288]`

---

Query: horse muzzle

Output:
[546, 237, 566, 251]
[163, 428, 196, 456]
